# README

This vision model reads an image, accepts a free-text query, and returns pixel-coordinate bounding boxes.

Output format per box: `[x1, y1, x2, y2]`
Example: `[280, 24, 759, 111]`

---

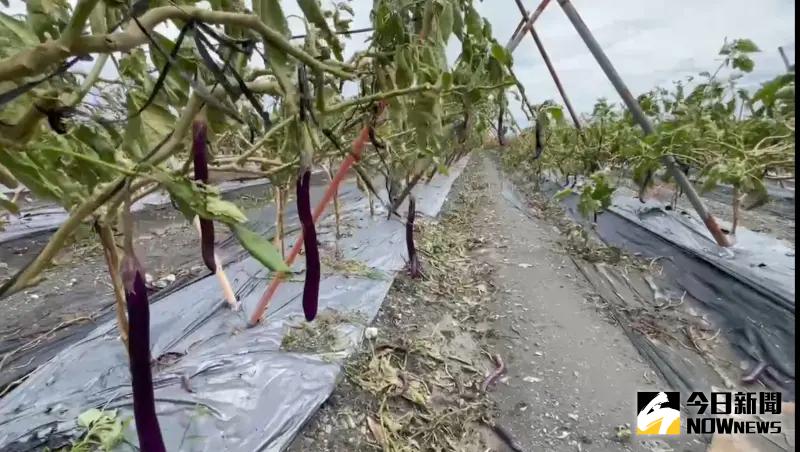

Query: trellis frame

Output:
[505, 0, 731, 247]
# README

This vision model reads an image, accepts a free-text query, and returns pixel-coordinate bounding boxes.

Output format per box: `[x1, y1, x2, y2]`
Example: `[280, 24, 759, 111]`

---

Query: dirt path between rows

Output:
[476, 155, 705, 451]
[289, 154, 707, 451]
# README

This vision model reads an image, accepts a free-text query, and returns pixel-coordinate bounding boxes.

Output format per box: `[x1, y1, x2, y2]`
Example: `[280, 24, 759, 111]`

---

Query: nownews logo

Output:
[637, 391, 783, 436]
[637, 392, 681, 435]
[685, 391, 782, 434]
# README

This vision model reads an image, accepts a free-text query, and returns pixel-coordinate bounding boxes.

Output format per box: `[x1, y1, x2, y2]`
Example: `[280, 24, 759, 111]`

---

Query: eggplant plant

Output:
[0, 0, 512, 447]
[504, 37, 794, 228]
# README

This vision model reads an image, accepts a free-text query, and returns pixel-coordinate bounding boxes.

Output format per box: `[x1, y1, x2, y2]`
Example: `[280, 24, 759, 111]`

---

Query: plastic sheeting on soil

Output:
[525, 177, 795, 399]
[0, 157, 469, 451]
[0, 178, 275, 244]
[0, 173, 353, 391]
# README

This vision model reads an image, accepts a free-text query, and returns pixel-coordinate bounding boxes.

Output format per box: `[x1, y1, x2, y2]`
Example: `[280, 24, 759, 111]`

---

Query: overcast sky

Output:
[3, 0, 795, 126]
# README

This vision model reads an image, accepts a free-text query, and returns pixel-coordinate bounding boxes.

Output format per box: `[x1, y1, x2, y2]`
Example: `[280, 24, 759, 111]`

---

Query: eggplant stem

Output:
[96, 223, 130, 348]
[327, 159, 342, 245]
[274, 185, 286, 258]
[732, 186, 740, 236]
[406, 196, 422, 278]
[357, 171, 374, 217]
[193, 216, 240, 310]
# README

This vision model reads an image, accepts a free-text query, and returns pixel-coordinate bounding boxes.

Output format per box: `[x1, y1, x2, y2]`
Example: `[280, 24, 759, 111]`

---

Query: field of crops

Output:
[0, 0, 795, 450]
[501, 36, 794, 232]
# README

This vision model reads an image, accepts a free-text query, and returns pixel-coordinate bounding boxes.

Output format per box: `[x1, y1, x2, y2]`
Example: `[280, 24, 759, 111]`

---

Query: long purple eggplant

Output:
[532, 119, 544, 160]
[406, 196, 422, 278]
[122, 253, 166, 452]
[192, 118, 216, 272]
[297, 169, 320, 321]
[497, 108, 505, 146]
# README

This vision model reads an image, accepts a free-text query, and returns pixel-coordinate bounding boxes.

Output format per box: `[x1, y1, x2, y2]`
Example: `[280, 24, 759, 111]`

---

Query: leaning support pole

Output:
[512, 0, 582, 130]
[557, 0, 730, 247]
[778, 46, 792, 71]
[509, 16, 527, 45]
[506, 0, 552, 51]
[248, 103, 387, 326]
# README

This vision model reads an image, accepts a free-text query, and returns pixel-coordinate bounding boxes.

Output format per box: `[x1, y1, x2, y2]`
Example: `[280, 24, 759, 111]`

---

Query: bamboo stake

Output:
[248, 106, 385, 326]
[96, 222, 129, 348]
[274, 185, 285, 258]
[732, 187, 740, 236]
[326, 159, 342, 242]
[192, 216, 240, 310]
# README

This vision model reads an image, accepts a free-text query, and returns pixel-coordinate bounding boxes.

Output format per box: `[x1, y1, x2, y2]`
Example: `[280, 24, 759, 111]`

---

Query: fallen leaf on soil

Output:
[366, 416, 385, 446]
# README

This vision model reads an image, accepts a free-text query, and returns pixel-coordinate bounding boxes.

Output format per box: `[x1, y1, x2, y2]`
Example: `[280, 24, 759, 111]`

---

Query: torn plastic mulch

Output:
[557, 187, 795, 400]
[0, 156, 469, 451]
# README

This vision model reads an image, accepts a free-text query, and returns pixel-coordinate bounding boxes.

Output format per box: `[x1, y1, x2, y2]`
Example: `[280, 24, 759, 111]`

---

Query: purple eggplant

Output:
[497, 109, 505, 146]
[406, 196, 422, 278]
[297, 169, 320, 321]
[192, 119, 216, 273]
[532, 119, 544, 160]
[122, 253, 166, 452]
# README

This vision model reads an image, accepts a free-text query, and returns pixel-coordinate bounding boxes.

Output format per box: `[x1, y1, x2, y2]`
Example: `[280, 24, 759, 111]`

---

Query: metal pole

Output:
[512, 0, 581, 130]
[506, 0, 552, 52]
[557, 0, 730, 247]
[502, 7, 539, 127]
[509, 16, 527, 46]
[778, 46, 792, 71]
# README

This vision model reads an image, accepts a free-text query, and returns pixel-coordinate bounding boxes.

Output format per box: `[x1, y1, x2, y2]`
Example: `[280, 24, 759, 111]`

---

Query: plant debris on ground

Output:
[289, 159, 519, 452]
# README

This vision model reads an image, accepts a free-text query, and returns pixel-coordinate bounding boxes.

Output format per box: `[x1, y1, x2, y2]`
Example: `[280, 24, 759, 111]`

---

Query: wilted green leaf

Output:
[157, 176, 248, 225]
[77, 408, 104, 428]
[545, 105, 565, 123]
[451, 3, 463, 40]
[732, 38, 760, 53]
[230, 224, 291, 272]
[0, 150, 64, 202]
[395, 47, 414, 88]
[206, 197, 248, 223]
[465, 6, 481, 37]
[0, 12, 39, 52]
[752, 73, 794, 105]
[438, 2, 453, 42]
[554, 187, 574, 201]
[0, 191, 18, 215]
[298, 0, 343, 60]
[440, 71, 453, 90]
[490, 42, 511, 66]
[589, 172, 614, 210]
[26, 0, 70, 42]
[732, 55, 754, 73]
